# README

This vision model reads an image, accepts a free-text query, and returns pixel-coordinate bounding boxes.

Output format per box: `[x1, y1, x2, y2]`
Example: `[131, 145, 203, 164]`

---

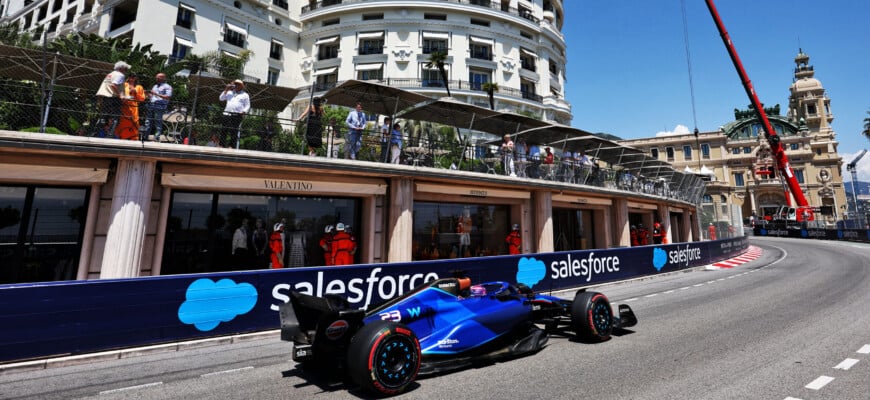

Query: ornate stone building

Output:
[620, 50, 847, 227]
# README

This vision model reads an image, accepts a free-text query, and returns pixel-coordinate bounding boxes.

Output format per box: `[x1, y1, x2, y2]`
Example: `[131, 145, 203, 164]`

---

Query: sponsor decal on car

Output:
[437, 338, 459, 348]
[325, 320, 350, 340]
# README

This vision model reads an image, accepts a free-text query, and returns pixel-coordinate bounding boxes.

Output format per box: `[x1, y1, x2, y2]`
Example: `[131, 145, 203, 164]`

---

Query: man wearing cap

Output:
[330, 223, 356, 266]
[505, 224, 521, 255]
[219, 79, 251, 148]
[94, 60, 130, 137]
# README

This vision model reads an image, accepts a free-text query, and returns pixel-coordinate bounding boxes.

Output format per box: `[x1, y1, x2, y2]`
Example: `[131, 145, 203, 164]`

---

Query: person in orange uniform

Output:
[269, 223, 284, 269]
[116, 72, 146, 140]
[505, 224, 521, 255]
[330, 223, 357, 266]
[708, 223, 717, 240]
[652, 221, 663, 244]
[319, 224, 334, 266]
[637, 223, 649, 246]
[630, 225, 639, 247]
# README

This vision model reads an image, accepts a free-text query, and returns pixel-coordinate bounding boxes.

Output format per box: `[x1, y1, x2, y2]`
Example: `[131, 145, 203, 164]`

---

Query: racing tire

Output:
[347, 320, 421, 396]
[571, 291, 613, 342]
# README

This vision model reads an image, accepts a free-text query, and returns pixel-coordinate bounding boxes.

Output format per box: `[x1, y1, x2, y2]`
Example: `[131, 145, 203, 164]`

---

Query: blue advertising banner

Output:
[754, 227, 870, 243]
[0, 239, 747, 363]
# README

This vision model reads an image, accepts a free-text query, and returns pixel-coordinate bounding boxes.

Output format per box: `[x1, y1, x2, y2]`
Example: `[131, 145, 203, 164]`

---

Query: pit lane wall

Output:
[753, 227, 870, 243]
[0, 237, 747, 363]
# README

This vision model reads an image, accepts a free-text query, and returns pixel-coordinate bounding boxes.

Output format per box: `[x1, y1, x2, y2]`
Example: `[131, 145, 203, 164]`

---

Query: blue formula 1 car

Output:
[278, 276, 637, 396]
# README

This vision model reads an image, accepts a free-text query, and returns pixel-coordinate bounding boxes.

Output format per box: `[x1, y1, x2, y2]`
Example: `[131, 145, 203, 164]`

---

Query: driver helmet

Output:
[469, 284, 487, 297]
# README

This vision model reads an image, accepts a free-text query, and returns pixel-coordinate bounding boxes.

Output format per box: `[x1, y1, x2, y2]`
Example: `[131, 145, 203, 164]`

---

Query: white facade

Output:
[1, 0, 571, 122]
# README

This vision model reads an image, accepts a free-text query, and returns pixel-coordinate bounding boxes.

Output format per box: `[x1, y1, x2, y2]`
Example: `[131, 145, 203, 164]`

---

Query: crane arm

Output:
[847, 149, 867, 170]
[704, 0, 809, 207]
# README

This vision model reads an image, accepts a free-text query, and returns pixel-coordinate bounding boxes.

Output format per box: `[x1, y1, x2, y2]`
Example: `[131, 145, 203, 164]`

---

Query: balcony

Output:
[301, 0, 540, 23]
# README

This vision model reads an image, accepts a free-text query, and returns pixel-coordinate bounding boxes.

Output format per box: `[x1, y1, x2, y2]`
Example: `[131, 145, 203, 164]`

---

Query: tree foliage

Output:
[425, 51, 451, 97]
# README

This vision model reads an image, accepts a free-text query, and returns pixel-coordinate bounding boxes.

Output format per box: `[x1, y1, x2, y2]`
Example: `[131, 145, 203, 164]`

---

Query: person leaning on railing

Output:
[143, 72, 172, 142]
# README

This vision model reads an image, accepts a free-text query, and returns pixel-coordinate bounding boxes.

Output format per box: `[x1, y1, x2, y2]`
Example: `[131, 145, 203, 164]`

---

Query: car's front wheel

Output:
[347, 320, 421, 396]
[571, 291, 613, 342]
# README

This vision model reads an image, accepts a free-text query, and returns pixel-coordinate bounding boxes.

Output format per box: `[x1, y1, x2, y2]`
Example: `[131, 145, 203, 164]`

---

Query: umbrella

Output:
[398, 97, 501, 132]
[0, 44, 114, 89]
[188, 75, 299, 111]
[321, 79, 431, 117]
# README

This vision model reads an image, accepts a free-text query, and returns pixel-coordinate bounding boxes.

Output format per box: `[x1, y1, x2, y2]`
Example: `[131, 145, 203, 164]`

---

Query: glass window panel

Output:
[412, 202, 509, 261]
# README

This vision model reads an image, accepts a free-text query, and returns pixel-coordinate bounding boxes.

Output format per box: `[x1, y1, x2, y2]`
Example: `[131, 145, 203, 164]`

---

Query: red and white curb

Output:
[706, 245, 763, 269]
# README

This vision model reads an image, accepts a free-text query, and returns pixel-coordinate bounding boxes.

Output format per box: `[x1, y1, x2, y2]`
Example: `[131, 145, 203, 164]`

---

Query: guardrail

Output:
[0, 237, 747, 363]
[753, 227, 870, 243]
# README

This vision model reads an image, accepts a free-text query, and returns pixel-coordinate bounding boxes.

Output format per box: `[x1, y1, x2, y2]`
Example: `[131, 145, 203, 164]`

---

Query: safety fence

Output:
[753, 226, 870, 243]
[0, 237, 747, 363]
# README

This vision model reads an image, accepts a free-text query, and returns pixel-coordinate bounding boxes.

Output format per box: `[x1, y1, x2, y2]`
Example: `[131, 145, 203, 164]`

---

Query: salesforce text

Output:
[550, 252, 620, 282]
[271, 268, 439, 311]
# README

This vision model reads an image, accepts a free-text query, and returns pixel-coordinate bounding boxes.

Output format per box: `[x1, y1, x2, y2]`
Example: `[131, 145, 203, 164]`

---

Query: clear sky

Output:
[563, 0, 870, 180]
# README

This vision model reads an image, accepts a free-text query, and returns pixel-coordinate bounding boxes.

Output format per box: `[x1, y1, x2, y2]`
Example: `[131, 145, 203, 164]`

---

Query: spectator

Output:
[143, 72, 172, 142]
[206, 134, 221, 147]
[380, 116, 392, 163]
[116, 72, 145, 140]
[326, 117, 341, 158]
[251, 218, 269, 267]
[652, 221, 663, 244]
[259, 120, 275, 152]
[505, 224, 521, 254]
[299, 97, 324, 156]
[345, 102, 366, 160]
[94, 60, 130, 137]
[500, 134, 516, 177]
[219, 79, 251, 149]
[390, 121, 403, 164]
[331, 223, 356, 266]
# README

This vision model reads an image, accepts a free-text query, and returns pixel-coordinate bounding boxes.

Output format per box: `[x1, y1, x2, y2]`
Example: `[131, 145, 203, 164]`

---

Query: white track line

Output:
[858, 345, 870, 354]
[99, 382, 163, 395]
[200, 366, 255, 377]
[833, 358, 859, 371]
[805, 376, 834, 390]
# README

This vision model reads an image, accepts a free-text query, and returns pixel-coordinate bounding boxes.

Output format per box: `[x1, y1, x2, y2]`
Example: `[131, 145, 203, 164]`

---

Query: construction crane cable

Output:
[680, 0, 699, 132]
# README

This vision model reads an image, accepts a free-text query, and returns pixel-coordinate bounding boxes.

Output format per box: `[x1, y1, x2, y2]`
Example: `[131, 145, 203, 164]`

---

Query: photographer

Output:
[219, 80, 251, 148]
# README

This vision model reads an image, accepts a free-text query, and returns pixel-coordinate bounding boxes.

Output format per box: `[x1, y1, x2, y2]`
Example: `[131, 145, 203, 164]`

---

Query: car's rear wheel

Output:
[571, 291, 613, 342]
[347, 320, 420, 396]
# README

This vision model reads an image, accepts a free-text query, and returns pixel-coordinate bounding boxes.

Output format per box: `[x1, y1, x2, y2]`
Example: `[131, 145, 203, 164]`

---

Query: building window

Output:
[520, 31, 532, 40]
[314, 69, 338, 91]
[650, 148, 659, 159]
[470, 18, 489, 27]
[469, 68, 491, 90]
[358, 32, 384, 55]
[743, 146, 751, 154]
[469, 38, 492, 60]
[272, 0, 287, 10]
[518, 5, 534, 21]
[520, 79, 536, 99]
[683, 145, 692, 160]
[356, 64, 383, 81]
[362, 13, 383, 20]
[267, 68, 279, 85]
[794, 168, 805, 184]
[223, 20, 247, 48]
[269, 39, 283, 60]
[519, 48, 536, 71]
[790, 143, 799, 150]
[806, 104, 817, 116]
[176, 3, 195, 29]
[422, 33, 448, 54]
[424, 13, 446, 20]
[0, 186, 89, 284]
[412, 202, 509, 261]
[666, 147, 674, 161]
[170, 37, 193, 63]
[733, 172, 744, 187]
[162, 192, 360, 274]
[701, 143, 710, 159]
[323, 18, 339, 26]
[702, 194, 713, 203]
[421, 65, 446, 87]
[732, 147, 740, 155]
[316, 36, 340, 60]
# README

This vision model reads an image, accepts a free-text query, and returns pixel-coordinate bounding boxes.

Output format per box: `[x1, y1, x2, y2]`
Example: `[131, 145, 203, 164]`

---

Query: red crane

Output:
[705, 0, 815, 222]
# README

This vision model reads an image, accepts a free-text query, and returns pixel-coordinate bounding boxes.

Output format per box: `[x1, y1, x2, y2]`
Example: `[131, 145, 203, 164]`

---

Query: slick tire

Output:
[571, 291, 613, 342]
[347, 320, 421, 396]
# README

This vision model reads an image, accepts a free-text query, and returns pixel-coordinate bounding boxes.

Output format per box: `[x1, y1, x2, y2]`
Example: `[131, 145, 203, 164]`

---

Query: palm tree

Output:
[481, 82, 498, 110]
[863, 110, 870, 141]
[425, 51, 451, 97]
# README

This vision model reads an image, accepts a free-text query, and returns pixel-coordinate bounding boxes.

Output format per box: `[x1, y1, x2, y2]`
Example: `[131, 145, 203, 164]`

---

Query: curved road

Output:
[3, 237, 869, 400]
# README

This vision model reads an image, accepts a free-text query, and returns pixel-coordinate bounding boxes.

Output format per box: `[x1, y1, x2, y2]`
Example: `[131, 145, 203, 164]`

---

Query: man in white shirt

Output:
[94, 61, 130, 137]
[219, 79, 251, 148]
[345, 102, 366, 160]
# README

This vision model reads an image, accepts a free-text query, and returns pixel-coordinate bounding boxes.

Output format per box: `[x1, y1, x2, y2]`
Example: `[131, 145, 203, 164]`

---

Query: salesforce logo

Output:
[271, 268, 440, 311]
[549, 252, 621, 283]
[652, 248, 667, 271]
[178, 278, 258, 331]
[516, 257, 546, 288]
[801, 229, 808, 238]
